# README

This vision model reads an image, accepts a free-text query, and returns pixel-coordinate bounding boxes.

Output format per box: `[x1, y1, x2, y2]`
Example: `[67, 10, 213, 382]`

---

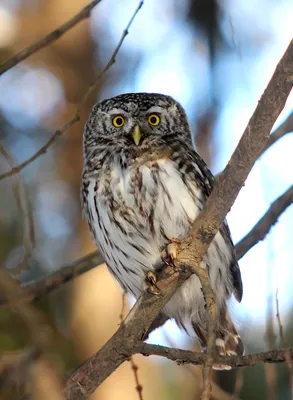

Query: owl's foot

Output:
[145, 271, 161, 295]
[161, 238, 181, 268]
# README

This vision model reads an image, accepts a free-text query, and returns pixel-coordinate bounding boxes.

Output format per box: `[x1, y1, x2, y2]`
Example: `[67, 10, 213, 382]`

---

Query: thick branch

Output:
[0, 0, 102, 76]
[236, 184, 293, 259]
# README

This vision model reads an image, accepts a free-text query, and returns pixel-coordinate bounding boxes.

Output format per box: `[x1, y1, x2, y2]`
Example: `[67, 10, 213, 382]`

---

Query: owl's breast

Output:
[86, 158, 206, 296]
[99, 158, 204, 242]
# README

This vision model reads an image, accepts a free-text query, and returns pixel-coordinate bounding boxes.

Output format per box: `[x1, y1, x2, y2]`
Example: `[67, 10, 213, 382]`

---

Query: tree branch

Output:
[62, 38, 293, 400]
[0, 0, 103, 76]
[263, 110, 293, 153]
[0, 1, 144, 181]
[236, 184, 293, 260]
[135, 343, 293, 368]
[0, 252, 104, 308]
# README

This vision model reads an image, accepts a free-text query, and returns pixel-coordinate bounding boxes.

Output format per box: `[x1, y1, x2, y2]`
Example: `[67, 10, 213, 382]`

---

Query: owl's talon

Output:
[161, 241, 180, 269]
[145, 271, 161, 295]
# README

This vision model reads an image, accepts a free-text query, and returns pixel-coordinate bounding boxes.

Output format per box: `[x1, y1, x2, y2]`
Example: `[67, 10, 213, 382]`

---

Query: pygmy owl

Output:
[82, 93, 243, 366]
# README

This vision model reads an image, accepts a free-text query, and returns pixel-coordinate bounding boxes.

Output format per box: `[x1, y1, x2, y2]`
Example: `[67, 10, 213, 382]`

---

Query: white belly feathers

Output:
[87, 158, 232, 323]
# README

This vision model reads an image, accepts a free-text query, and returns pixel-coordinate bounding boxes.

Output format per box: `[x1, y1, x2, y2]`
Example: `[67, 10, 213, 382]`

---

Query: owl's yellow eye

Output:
[112, 115, 125, 127]
[148, 114, 160, 126]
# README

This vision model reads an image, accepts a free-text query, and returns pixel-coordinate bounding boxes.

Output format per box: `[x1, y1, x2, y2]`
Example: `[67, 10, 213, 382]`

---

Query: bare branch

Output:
[0, 145, 35, 273]
[276, 290, 293, 399]
[0, 252, 104, 308]
[0, 0, 103, 76]
[135, 343, 293, 368]
[0, 1, 144, 181]
[264, 110, 293, 153]
[236, 184, 293, 260]
[76, 0, 144, 113]
[119, 292, 144, 400]
[0, 115, 80, 181]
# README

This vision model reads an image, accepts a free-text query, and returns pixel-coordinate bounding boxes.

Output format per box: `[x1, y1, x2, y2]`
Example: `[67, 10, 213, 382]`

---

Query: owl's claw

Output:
[145, 271, 161, 295]
[161, 238, 180, 269]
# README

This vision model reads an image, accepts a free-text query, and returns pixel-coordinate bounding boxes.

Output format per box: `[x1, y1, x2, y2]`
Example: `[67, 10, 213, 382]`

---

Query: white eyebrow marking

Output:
[146, 106, 164, 114]
[107, 108, 127, 115]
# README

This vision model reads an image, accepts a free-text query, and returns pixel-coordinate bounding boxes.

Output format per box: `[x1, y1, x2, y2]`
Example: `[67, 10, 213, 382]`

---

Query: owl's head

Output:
[84, 93, 192, 156]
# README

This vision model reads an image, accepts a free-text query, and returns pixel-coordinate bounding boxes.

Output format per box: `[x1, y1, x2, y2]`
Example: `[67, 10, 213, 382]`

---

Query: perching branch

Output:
[0, 1, 144, 181]
[62, 39, 293, 400]
[0, 0, 103, 76]
[236, 184, 293, 260]
[135, 343, 293, 369]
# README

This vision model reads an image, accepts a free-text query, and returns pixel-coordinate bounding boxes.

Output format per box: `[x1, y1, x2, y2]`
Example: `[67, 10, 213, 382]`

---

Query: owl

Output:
[81, 93, 243, 365]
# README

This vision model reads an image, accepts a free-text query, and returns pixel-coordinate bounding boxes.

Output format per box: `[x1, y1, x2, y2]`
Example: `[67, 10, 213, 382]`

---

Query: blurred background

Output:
[0, 0, 292, 399]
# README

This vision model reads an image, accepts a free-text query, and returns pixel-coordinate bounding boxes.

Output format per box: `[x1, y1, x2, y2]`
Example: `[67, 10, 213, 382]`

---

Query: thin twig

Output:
[119, 292, 144, 400]
[193, 268, 216, 400]
[76, 0, 144, 114]
[276, 290, 293, 399]
[0, 0, 144, 181]
[263, 110, 293, 153]
[0, 115, 80, 180]
[264, 277, 277, 400]
[0, 0, 103, 76]
[0, 145, 35, 273]
[119, 291, 127, 324]
[136, 343, 293, 368]
[236, 185, 293, 260]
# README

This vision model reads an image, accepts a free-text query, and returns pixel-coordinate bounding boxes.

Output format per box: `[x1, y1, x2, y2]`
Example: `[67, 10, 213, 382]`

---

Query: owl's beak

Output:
[132, 125, 141, 146]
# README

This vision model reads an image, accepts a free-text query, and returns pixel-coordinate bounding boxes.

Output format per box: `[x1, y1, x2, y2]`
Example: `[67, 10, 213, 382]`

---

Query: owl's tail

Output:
[192, 307, 244, 370]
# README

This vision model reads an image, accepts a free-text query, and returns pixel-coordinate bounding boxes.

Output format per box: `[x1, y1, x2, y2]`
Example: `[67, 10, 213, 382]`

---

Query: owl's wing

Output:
[181, 145, 243, 302]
